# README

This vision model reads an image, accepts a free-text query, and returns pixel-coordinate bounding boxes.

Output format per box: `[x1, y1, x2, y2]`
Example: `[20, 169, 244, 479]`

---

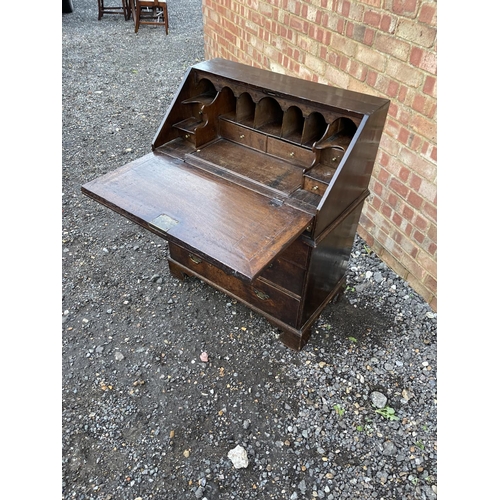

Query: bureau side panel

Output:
[315, 103, 389, 236]
[299, 201, 365, 325]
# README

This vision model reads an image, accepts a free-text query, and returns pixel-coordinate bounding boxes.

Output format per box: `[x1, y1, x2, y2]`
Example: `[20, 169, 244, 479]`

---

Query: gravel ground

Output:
[62, 2, 437, 499]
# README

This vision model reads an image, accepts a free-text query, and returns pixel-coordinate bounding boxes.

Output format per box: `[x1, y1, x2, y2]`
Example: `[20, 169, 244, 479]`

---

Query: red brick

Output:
[419, 3, 437, 26]
[381, 202, 392, 219]
[341, 0, 351, 16]
[389, 177, 409, 197]
[407, 189, 423, 210]
[414, 214, 429, 231]
[364, 28, 375, 45]
[387, 102, 398, 119]
[399, 166, 410, 182]
[371, 194, 382, 210]
[402, 204, 414, 221]
[387, 192, 398, 208]
[379, 152, 389, 169]
[373, 180, 383, 196]
[380, 14, 396, 33]
[412, 94, 426, 113]
[409, 134, 422, 151]
[364, 10, 381, 27]
[398, 126, 410, 145]
[427, 223, 437, 244]
[387, 79, 400, 97]
[413, 229, 425, 244]
[392, 0, 417, 17]
[398, 85, 408, 102]
[409, 173, 422, 191]
[423, 76, 436, 97]
[392, 212, 403, 227]
[422, 201, 437, 223]
[367, 70, 378, 87]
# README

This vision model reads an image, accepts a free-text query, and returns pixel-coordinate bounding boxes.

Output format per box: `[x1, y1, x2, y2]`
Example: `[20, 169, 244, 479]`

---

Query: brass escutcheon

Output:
[253, 289, 269, 301]
[189, 254, 202, 264]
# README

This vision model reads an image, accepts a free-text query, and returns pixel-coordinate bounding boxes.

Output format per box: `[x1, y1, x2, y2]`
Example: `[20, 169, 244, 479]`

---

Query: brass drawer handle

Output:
[189, 254, 202, 264]
[240, 134, 245, 139]
[289, 151, 295, 157]
[253, 288, 270, 301]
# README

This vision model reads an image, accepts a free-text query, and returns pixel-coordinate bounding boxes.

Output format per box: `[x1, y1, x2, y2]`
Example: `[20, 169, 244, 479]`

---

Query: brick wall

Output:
[201, 0, 437, 310]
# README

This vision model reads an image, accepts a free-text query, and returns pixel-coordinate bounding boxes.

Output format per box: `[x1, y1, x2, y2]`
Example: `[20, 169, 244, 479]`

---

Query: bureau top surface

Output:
[82, 152, 313, 281]
[193, 58, 389, 116]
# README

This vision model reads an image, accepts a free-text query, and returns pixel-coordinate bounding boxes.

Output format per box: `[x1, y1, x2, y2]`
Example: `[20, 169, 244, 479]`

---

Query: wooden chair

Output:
[134, 0, 169, 34]
[97, 0, 131, 21]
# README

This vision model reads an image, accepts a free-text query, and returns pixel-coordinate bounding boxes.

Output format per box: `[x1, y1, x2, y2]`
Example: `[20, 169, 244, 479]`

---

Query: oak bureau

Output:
[82, 58, 389, 350]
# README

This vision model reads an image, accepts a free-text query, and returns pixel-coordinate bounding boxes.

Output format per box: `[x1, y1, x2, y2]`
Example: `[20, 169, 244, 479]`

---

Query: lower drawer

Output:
[169, 243, 301, 327]
[259, 258, 305, 297]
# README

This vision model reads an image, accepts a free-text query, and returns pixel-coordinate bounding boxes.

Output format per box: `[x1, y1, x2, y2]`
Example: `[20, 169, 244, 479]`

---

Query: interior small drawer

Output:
[219, 120, 266, 152]
[303, 176, 328, 196]
[169, 243, 301, 326]
[267, 137, 315, 168]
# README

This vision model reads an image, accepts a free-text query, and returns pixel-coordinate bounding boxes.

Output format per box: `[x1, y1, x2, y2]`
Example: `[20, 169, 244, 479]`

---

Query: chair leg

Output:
[135, 2, 140, 32]
[98, 0, 103, 20]
[163, 3, 168, 34]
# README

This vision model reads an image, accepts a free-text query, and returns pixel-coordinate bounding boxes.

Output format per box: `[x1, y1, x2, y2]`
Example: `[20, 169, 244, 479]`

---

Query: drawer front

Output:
[277, 237, 310, 269]
[169, 243, 300, 326]
[303, 176, 328, 196]
[219, 120, 267, 152]
[267, 137, 315, 168]
[260, 258, 305, 297]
